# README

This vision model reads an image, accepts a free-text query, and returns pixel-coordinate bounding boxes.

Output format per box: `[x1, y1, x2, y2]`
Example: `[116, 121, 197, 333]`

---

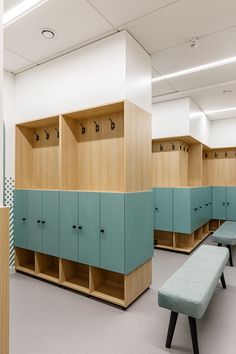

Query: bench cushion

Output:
[212, 221, 236, 246]
[158, 245, 229, 319]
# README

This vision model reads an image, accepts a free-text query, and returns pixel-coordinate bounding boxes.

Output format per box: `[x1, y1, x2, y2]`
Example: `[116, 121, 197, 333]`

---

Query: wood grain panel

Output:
[188, 143, 203, 186]
[203, 158, 236, 186]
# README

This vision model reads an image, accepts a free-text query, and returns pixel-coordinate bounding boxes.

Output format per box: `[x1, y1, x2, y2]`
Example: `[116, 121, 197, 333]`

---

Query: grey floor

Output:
[10, 236, 236, 354]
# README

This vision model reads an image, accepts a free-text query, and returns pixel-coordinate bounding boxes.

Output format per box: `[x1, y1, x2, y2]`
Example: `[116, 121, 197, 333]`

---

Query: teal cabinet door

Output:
[59, 192, 78, 261]
[125, 191, 153, 274]
[173, 188, 191, 233]
[42, 191, 59, 257]
[154, 188, 172, 231]
[28, 191, 42, 252]
[14, 190, 28, 248]
[191, 188, 201, 231]
[79, 192, 100, 267]
[212, 187, 226, 220]
[100, 193, 125, 273]
[226, 187, 236, 221]
[204, 187, 212, 221]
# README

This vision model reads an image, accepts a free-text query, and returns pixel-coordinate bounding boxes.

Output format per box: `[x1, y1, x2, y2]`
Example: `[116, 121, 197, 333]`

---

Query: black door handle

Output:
[72, 225, 76, 229]
[78, 226, 82, 230]
[22, 218, 26, 221]
[223, 202, 226, 205]
[155, 207, 158, 211]
[199, 206, 202, 209]
[205, 204, 208, 206]
[194, 208, 198, 211]
[227, 202, 230, 206]
[37, 220, 41, 223]
[42, 221, 46, 224]
[100, 229, 104, 233]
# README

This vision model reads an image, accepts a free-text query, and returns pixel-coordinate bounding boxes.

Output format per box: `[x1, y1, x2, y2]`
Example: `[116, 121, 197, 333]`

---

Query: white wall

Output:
[210, 117, 236, 148]
[189, 99, 211, 146]
[3, 71, 15, 178]
[152, 98, 190, 139]
[14, 31, 151, 122]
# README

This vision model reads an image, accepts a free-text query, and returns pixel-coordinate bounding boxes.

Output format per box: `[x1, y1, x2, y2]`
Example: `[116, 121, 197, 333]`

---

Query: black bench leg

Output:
[166, 311, 178, 348]
[220, 272, 226, 289]
[218, 243, 222, 247]
[227, 245, 233, 266]
[188, 317, 199, 354]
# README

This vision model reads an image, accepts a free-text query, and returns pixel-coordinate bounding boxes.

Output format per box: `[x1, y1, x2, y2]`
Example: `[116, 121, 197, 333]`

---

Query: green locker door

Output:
[154, 188, 172, 231]
[204, 187, 212, 221]
[14, 190, 28, 248]
[190, 188, 200, 231]
[28, 191, 42, 252]
[212, 187, 227, 220]
[173, 188, 191, 233]
[100, 193, 125, 273]
[226, 187, 236, 221]
[79, 192, 100, 267]
[59, 192, 78, 261]
[42, 191, 59, 257]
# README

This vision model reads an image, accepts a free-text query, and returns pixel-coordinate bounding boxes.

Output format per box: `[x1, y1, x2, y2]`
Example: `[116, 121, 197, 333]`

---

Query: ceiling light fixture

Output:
[152, 56, 236, 83]
[204, 107, 236, 115]
[41, 29, 56, 39]
[3, 0, 48, 27]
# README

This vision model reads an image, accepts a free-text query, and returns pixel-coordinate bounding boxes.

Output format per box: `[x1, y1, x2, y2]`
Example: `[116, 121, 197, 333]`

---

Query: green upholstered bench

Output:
[158, 245, 229, 354]
[212, 221, 236, 266]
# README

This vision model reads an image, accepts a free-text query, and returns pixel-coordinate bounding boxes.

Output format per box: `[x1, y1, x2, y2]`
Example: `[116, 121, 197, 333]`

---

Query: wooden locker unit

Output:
[14, 100, 153, 308]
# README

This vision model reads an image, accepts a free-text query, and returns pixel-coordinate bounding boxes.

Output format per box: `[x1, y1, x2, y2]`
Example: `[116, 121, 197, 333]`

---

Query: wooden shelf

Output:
[35, 253, 59, 284]
[15, 247, 35, 275]
[60, 259, 90, 294]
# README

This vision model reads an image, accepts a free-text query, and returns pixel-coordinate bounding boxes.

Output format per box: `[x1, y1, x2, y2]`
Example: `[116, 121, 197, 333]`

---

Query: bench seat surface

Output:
[158, 245, 229, 319]
[212, 221, 236, 245]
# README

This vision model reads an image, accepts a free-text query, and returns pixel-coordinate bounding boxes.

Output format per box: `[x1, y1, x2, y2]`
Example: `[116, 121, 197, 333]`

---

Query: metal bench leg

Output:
[166, 311, 178, 348]
[188, 317, 199, 354]
[220, 272, 226, 289]
[217, 243, 222, 247]
[227, 245, 233, 266]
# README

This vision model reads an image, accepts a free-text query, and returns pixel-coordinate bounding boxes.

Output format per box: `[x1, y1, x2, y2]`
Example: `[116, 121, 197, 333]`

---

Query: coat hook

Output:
[205, 153, 208, 158]
[34, 131, 39, 141]
[80, 123, 86, 134]
[55, 128, 59, 138]
[215, 152, 217, 158]
[94, 121, 99, 132]
[109, 118, 115, 130]
[44, 129, 50, 140]
[172, 143, 175, 150]
[183, 146, 186, 151]
[225, 152, 228, 157]
[160, 144, 163, 151]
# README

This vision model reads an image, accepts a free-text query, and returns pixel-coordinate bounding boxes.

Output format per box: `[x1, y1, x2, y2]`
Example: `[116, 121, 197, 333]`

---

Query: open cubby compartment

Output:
[174, 232, 194, 252]
[90, 267, 125, 306]
[194, 227, 203, 240]
[15, 247, 35, 275]
[60, 259, 90, 293]
[15, 116, 60, 190]
[202, 222, 210, 234]
[35, 252, 59, 283]
[154, 230, 173, 249]
[209, 219, 220, 231]
[61, 102, 125, 191]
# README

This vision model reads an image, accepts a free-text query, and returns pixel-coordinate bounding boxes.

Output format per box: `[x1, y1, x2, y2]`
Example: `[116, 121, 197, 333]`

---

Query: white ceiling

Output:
[4, 0, 236, 121]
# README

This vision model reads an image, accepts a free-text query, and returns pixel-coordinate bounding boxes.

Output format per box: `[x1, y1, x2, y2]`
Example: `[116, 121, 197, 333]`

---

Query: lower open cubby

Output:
[15, 248, 152, 308]
[15, 247, 35, 275]
[35, 253, 60, 284]
[154, 222, 211, 254]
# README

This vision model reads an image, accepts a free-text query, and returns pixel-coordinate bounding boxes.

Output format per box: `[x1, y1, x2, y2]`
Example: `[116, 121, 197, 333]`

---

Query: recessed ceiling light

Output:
[152, 56, 236, 83]
[204, 107, 236, 115]
[41, 29, 56, 39]
[3, 0, 48, 27]
[223, 90, 232, 95]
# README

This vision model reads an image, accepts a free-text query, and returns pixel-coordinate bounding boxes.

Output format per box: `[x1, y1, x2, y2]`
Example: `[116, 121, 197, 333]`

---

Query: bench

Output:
[212, 221, 236, 266]
[158, 245, 229, 354]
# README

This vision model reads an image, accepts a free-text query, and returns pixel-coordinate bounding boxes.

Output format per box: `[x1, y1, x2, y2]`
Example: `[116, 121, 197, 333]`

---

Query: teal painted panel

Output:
[154, 188, 172, 231]
[100, 193, 125, 273]
[28, 191, 42, 252]
[227, 187, 236, 221]
[125, 191, 153, 274]
[212, 187, 226, 220]
[173, 188, 191, 234]
[14, 190, 28, 248]
[42, 191, 59, 257]
[59, 192, 78, 261]
[204, 187, 212, 221]
[190, 188, 201, 231]
[79, 192, 100, 267]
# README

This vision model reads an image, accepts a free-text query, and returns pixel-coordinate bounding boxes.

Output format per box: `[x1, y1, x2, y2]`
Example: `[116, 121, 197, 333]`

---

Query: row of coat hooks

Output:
[79, 117, 115, 135]
[34, 128, 59, 141]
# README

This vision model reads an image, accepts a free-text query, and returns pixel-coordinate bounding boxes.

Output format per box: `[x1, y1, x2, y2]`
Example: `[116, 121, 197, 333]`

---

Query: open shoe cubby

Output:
[60, 259, 90, 294]
[15, 117, 60, 190]
[154, 230, 173, 249]
[35, 253, 59, 284]
[15, 247, 35, 275]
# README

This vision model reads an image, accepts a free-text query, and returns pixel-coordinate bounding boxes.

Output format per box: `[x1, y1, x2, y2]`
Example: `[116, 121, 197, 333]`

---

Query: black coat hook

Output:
[55, 128, 59, 138]
[225, 152, 228, 157]
[172, 143, 175, 150]
[80, 123, 86, 134]
[160, 144, 163, 151]
[109, 118, 115, 130]
[44, 129, 50, 140]
[34, 131, 39, 141]
[94, 121, 99, 132]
